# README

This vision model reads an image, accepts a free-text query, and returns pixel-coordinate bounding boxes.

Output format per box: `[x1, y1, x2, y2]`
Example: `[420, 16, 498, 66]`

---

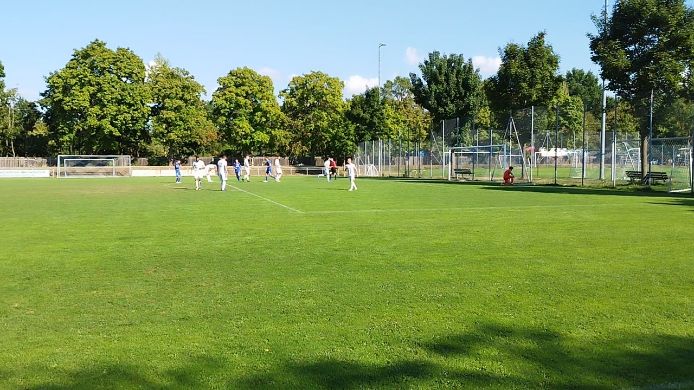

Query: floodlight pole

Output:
[599, 0, 608, 180]
[582, 105, 587, 187]
[530, 106, 535, 183]
[554, 105, 559, 185]
[612, 97, 618, 187]
[648, 89, 654, 184]
[690, 128, 693, 194]
[378, 43, 386, 99]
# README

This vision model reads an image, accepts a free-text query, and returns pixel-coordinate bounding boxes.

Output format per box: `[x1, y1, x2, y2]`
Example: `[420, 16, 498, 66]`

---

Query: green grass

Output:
[1, 176, 693, 389]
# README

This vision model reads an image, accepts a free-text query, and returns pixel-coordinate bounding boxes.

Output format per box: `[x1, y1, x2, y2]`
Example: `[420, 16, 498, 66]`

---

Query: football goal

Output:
[56, 155, 132, 178]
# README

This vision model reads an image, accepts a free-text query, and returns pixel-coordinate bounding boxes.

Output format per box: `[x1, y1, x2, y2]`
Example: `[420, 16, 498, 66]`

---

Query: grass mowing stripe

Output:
[1, 177, 692, 388]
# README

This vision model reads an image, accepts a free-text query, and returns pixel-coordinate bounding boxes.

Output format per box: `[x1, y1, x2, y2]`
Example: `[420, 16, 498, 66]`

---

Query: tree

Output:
[0, 61, 11, 156]
[41, 39, 150, 156]
[565, 68, 602, 112]
[345, 87, 389, 142]
[13, 98, 46, 156]
[148, 55, 217, 160]
[280, 72, 353, 158]
[379, 77, 431, 151]
[589, 0, 694, 176]
[549, 83, 585, 149]
[486, 32, 561, 113]
[212, 67, 287, 156]
[0, 90, 20, 156]
[654, 97, 694, 137]
[409, 51, 484, 123]
[383, 76, 415, 102]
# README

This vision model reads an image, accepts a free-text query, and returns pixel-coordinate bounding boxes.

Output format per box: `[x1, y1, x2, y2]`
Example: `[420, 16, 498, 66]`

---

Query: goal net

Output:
[56, 155, 132, 178]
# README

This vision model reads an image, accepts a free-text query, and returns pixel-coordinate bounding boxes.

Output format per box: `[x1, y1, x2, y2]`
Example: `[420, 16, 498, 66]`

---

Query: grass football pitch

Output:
[1, 176, 693, 389]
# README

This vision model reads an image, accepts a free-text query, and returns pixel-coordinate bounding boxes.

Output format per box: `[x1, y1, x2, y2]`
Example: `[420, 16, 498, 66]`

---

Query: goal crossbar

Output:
[57, 155, 132, 178]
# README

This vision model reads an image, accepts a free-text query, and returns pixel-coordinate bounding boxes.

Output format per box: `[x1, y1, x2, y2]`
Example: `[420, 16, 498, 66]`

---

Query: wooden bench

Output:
[645, 171, 669, 184]
[453, 168, 473, 180]
[624, 170, 669, 184]
[625, 170, 641, 183]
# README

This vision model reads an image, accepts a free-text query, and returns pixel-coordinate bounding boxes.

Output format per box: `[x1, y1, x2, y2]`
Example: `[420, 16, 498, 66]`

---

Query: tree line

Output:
[2, 0, 693, 172]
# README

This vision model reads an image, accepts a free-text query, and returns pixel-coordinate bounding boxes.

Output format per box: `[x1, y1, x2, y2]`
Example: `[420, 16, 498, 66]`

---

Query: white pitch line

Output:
[304, 203, 627, 215]
[229, 185, 304, 213]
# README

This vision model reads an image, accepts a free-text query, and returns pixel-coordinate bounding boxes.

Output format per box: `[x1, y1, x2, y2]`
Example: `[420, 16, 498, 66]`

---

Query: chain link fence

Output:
[355, 106, 693, 193]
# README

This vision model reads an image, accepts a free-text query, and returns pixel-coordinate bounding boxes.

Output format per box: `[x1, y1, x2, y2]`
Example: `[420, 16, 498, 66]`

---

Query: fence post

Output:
[530, 106, 534, 183]
[554, 105, 559, 185]
[582, 106, 587, 187]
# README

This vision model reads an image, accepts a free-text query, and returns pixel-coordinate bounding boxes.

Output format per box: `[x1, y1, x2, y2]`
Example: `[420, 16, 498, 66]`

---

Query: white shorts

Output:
[194, 171, 205, 179]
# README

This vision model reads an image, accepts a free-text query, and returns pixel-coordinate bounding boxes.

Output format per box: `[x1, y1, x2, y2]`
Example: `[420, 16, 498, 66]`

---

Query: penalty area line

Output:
[229, 185, 304, 214]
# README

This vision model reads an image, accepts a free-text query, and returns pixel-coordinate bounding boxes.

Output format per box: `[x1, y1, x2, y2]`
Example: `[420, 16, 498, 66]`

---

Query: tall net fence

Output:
[354, 105, 693, 193]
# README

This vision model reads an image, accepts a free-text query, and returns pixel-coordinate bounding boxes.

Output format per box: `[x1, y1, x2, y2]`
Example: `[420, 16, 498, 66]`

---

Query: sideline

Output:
[229, 185, 304, 214]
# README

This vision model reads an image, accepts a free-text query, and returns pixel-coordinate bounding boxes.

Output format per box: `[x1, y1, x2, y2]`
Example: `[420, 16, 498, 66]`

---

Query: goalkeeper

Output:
[503, 166, 515, 185]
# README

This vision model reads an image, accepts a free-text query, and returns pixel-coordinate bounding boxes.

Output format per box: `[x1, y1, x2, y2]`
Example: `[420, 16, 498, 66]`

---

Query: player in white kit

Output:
[205, 162, 216, 182]
[192, 157, 206, 191]
[217, 155, 228, 191]
[243, 155, 251, 182]
[345, 157, 357, 191]
[274, 157, 283, 182]
[323, 158, 331, 181]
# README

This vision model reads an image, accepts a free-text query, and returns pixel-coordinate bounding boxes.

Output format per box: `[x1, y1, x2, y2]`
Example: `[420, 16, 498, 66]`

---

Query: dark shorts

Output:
[330, 167, 337, 174]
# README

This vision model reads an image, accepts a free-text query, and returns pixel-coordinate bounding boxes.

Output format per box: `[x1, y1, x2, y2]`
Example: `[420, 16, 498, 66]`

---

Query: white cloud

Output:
[472, 55, 502, 76]
[144, 60, 159, 80]
[257, 66, 281, 80]
[344, 75, 378, 96]
[405, 47, 422, 66]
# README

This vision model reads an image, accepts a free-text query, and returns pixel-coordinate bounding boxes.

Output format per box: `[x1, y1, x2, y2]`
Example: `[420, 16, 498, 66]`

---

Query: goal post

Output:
[56, 155, 132, 178]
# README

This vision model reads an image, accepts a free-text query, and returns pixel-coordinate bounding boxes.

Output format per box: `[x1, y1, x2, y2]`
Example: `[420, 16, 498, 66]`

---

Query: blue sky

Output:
[2, 1, 618, 101]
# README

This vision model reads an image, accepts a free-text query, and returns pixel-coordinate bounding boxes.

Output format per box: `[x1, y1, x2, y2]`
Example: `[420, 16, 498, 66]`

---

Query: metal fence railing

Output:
[354, 106, 694, 193]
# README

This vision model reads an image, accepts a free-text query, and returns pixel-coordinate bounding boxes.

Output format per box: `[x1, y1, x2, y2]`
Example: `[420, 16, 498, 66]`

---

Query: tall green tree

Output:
[564, 68, 602, 112]
[654, 97, 694, 137]
[0, 61, 11, 156]
[606, 97, 640, 137]
[383, 76, 431, 144]
[41, 39, 150, 156]
[280, 72, 353, 158]
[346, 87, 389, 142]
[148, 55, 217, 160]
[549, 83, 585, 148]
[212, 67, 287, 156]
[486, 32, 561, 113]
[409, 52, 484, 123]
[589, 0, 694, 176]
[1, 89, 20, 156]
[0, 60, 5, 90]
[13, 98, 46, 156]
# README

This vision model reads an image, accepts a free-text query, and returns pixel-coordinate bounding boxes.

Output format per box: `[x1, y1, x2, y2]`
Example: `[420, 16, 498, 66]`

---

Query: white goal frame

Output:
[56, 155, 132, 178]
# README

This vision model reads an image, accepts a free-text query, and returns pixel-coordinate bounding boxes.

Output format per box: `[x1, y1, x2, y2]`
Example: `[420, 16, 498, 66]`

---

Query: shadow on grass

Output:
[420, 323, 694, 388]
[239, 359, 440, 389]
[648, 197, 694, 210]
[21, 323, 694, 389]
[24, 355, 225, 390]
[375, 176, 693, 197]
[236, 322, 693, 389]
